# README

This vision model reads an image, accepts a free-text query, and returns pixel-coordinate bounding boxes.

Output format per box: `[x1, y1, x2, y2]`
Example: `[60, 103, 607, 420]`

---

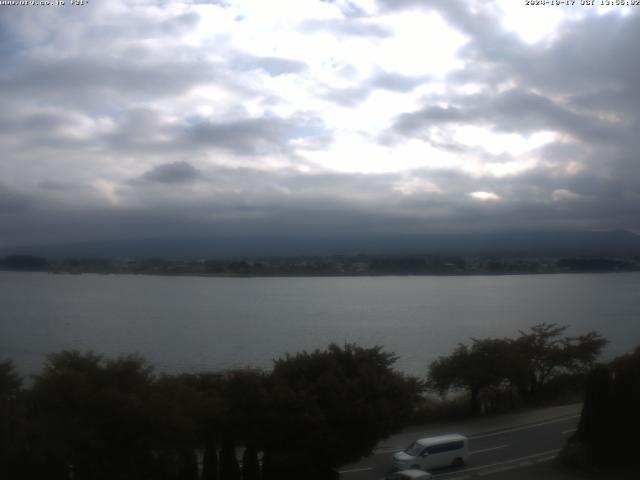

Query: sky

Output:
[1, 0, 639, 250]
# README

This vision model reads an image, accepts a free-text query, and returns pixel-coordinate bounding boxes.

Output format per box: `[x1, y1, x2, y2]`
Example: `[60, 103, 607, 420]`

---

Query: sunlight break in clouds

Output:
[470, 191, 501, 201]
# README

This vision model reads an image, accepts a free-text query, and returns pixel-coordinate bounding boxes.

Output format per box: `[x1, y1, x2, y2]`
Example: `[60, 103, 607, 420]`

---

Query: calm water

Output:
[1, 271, 640, 377]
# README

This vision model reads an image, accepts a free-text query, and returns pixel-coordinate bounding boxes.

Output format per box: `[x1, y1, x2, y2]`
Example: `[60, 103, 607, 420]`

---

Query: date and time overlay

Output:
[0, 0, 638, 7]
[0, 0, 87, 6]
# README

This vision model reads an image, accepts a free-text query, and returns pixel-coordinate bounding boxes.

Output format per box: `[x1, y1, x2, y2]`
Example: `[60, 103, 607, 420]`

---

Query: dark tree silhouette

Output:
[577, 365, 612, 467]
[570, 346, 640, 470]
[0, 359, 22, 399]
[263, 344, 422, 478]
[28, 351, 157, 480]
[428, 338, 512, 414]
[513, 323, 607, 399]
[0, 360, 25, 478]
[219, 433, 241, 480]
[428, 325, 607, 413]
[241, 444, 260, 480]
[202, 434, 219, 480]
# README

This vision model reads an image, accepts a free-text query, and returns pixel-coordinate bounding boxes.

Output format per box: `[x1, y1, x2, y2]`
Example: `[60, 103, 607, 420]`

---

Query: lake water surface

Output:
[2, 271, 640, 377]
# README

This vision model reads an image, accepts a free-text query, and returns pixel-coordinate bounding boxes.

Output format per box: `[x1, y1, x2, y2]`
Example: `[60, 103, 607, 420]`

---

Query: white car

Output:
[383, 469, 432, 480]
[393, 434, 468, 471]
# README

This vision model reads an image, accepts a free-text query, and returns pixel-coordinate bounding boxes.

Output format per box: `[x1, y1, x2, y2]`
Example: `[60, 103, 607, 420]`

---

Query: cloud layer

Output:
[1, 0, 639, 249]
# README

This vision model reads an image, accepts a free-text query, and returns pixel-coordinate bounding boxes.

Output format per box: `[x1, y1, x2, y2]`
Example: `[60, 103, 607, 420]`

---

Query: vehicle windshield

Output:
[404, 441, 423, 456]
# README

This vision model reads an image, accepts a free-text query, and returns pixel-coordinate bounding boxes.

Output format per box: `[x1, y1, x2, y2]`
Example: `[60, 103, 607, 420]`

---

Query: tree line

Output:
[0, 324, 608, 480]
[426, 323, 607, 414]
[0, 345, 422, 480]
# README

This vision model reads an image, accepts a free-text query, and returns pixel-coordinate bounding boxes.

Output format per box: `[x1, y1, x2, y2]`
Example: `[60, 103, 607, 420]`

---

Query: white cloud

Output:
[470, 191, 500, 201]
[496, 0, 565, 44]
[453, 127, 555, 156]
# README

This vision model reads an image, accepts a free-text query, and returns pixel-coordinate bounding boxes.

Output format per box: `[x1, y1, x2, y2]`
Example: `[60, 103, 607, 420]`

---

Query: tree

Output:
[263, 344, 423, 478]
[241, 444, 260, 480]
[201, 433, 219, 480]
[571, 346, 640, 469]
[427, 325, 607, 412]
[147, 374, 202, 480]
[28, 351, 157, 480]
[218, 433, 241, 480]
[577, 365, 612, 466]
[427, 339, 512, 414]
[0, 360, 25, 478]
[513, 323, 607, 398]
[0, 359, 22, 399]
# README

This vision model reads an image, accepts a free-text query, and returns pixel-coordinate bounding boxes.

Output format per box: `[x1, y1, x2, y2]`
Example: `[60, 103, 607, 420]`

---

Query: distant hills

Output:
[1, 229, 640, 260]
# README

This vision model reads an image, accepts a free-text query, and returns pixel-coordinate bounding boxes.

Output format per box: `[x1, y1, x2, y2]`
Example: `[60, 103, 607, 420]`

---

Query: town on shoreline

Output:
[2, 253, 639, 277]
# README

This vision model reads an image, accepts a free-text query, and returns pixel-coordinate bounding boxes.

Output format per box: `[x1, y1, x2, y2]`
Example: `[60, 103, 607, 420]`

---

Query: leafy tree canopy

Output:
[267, 344, 423, 469]
[427, 324, 607, 413]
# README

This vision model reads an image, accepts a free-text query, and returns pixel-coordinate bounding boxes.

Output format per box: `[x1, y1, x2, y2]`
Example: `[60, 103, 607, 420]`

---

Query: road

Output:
[339, 404, 581, 480]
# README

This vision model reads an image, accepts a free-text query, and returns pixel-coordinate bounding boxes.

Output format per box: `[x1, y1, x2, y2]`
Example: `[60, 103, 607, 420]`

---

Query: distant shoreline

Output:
[2, 253, 639, 278]
[2, 268, 639, 279]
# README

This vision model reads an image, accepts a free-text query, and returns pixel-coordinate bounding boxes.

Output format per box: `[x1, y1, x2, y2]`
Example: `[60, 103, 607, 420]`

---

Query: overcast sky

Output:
[1, 0, 639, 249]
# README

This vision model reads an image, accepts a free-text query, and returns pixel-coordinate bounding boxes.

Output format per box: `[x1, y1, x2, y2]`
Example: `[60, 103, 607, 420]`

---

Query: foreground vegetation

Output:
[0, 324, 609, 480]
[427, 323, 607, 415]
[0, 345, 421, 480]
[561, 345, 640, 473]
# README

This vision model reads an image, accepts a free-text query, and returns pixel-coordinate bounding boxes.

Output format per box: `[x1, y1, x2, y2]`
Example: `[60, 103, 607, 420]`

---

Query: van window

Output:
[425, 440, 464, 454]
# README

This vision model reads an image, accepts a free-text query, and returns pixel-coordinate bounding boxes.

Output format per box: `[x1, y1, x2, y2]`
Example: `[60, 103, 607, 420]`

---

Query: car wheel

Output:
[452, 457, 464, 467]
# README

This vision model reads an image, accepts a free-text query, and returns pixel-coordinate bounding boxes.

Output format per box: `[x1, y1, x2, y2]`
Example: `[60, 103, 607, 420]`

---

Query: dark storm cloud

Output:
[96, 107, 323, 160]
[0, 184, 31, 214]
[184, 115, 323, 156]
[136, 162, 204, 185]
[391, 89, 624, 144]
[2, 159, 638, 249]
[39, 180, 93, 192]
[300, 18, 392, 38]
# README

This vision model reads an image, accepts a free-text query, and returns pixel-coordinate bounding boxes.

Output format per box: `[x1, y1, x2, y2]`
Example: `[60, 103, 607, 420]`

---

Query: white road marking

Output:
[471, 415, 580, 440]
[375, 415, 578, 455]
[338, 467, 372, 474]
[535, 455, 557, 463]
[469, 444, 508, 455]
[477, 465, 516, 476]
[433, 449, 561, 477]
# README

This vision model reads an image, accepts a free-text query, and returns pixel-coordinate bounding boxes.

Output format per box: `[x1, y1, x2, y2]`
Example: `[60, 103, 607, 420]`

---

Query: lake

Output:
[1, 271, 640, 377]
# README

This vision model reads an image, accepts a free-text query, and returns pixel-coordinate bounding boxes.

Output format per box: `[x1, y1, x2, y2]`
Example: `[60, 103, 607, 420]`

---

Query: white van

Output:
[393, 434, 468, 471]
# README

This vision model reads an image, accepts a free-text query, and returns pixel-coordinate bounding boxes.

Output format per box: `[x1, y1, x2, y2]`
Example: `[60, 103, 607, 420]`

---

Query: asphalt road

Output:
[339, 405, 581, 480]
